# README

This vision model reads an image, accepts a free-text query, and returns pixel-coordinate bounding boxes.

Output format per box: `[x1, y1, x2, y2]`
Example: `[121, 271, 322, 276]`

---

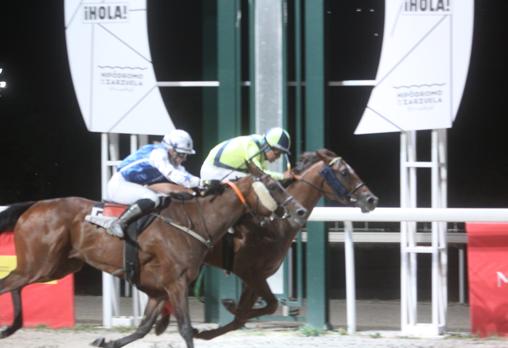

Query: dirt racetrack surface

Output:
[0, 324, 507, 348]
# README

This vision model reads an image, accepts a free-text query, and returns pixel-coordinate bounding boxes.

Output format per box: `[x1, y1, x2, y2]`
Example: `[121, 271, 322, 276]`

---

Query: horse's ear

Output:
[316, 148, 338, 162]
[245, 160, 264, 177]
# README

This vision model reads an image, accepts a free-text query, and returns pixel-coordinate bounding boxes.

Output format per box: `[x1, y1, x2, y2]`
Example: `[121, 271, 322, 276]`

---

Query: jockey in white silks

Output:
[106, 129, 200, 238]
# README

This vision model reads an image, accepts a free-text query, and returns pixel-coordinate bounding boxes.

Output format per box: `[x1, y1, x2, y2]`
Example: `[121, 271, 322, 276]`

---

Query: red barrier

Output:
[466, 222, 508, 337]
[0, 232, 75, 328]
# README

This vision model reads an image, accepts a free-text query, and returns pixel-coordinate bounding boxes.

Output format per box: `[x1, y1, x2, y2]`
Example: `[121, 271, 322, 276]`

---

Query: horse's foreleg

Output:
[91, 297, 165, 348]
[167, 282, 194, 348]
[239, 279, 279, 319]
[194, 317, 245, 340]
[196, 281, 278, 340]
[194, 287, 258, 340]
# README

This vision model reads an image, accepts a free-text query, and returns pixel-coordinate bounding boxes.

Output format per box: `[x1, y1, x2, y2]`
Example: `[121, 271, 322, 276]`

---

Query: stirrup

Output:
[108, 222, 125, 238]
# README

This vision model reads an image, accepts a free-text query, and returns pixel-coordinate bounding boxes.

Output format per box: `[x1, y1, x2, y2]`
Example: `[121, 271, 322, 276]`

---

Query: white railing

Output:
[308, 207, 508, 336]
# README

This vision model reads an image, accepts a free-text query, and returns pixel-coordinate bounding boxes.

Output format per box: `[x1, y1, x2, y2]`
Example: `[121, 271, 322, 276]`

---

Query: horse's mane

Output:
[292, 148, 338, 174]
[278, 148, 337, 187]
[161, 181, 227, 206]
[201, 181, 227, 197]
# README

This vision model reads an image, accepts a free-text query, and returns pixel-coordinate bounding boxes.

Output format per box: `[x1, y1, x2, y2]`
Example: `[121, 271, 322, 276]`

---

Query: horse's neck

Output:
[289, 163, 325, 211]
[191, 190, 247, 243]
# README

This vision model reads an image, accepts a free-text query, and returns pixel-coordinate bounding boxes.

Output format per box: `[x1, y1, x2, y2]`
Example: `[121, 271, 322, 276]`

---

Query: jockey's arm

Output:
[245, 141, 284, 180]
[149, 148, 200, 188]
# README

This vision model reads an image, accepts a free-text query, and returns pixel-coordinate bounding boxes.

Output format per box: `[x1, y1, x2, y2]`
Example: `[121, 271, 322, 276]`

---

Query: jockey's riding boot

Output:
[108, 199, 156, 238]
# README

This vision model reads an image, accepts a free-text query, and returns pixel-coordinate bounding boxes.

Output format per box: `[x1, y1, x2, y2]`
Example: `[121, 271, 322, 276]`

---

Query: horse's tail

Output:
[0, 201, 36, 232]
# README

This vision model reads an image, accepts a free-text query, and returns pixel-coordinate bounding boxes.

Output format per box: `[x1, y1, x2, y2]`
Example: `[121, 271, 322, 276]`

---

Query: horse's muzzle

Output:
[289, 207, 309, 228]
[360, 194, 378, 213]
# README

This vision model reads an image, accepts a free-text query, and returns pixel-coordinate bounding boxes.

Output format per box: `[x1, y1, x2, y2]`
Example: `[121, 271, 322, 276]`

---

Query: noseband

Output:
[299, 157, 364, 202]
[319, 157, 366, 201]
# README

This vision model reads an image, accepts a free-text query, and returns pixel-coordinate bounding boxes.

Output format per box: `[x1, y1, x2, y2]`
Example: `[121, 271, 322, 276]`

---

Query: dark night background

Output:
[0, 1, 507, 298]
[1, 1, 506, 207]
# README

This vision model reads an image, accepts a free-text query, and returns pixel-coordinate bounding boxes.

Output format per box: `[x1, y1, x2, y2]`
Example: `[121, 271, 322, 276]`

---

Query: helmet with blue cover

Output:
[264, 127, 291, 154]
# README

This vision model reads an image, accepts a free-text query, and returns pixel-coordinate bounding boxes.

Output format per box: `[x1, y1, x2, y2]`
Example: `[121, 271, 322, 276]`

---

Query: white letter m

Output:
[497, 272, 508, 288]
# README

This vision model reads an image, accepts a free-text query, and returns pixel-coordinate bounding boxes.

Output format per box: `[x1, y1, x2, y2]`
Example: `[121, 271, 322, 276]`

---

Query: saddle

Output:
[85, 202, 157, 285]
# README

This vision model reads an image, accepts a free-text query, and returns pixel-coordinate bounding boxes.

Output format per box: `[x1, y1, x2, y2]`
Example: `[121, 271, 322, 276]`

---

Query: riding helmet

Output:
[264, 127, 291, 154]
[162, 129, 196, 154]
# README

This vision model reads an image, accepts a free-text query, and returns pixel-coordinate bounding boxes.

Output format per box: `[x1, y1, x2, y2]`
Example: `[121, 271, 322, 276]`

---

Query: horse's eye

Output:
[341, 169, 348, 176]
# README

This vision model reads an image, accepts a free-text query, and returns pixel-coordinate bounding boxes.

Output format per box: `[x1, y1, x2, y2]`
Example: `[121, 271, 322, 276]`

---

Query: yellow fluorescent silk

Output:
[204, 135, 284, 180]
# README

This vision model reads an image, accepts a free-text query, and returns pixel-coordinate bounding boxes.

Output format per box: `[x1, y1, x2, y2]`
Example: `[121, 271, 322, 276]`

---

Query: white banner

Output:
[355, 0, 474, 134]
[64, 0, 174, 135]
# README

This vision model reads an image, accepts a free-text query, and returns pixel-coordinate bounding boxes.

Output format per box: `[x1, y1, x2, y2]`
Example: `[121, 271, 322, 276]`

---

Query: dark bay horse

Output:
[148, 149, 378, 339]
[0, 164, 307, 348]
[196, 149, 378, 339]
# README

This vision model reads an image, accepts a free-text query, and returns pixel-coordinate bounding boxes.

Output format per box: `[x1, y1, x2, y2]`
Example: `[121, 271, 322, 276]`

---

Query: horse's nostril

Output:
[297, 208, 307, 217]
[367, 196, 378, 206]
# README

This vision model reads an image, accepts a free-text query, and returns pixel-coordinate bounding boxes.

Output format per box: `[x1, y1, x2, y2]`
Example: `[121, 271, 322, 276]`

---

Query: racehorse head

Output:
[293, 149, 378, 213]
[244, 160, 308, 228]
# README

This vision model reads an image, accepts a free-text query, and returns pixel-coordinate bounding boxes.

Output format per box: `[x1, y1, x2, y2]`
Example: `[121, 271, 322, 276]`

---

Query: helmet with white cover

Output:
[162, 129, 196, 154]
[264, 127, 291, 154]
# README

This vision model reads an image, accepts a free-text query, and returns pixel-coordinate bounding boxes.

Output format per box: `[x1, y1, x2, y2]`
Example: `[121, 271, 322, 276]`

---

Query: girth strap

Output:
[123, 213, 157, 285]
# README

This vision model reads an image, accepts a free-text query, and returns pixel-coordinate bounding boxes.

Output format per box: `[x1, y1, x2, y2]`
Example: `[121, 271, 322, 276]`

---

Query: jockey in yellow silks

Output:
[200, 127, 291, 182]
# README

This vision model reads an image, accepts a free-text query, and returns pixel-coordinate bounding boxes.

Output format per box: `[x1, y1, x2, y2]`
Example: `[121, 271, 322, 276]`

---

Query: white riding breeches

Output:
[200, 161, 247, 182]
[106, 172, 161, 205]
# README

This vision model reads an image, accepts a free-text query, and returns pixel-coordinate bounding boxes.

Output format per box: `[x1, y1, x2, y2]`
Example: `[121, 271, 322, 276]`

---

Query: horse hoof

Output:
[194, 329, 215, 340]
[0, 328, 15, 339]
[91, 337, 106, 347]
[155, 315, 170, 336]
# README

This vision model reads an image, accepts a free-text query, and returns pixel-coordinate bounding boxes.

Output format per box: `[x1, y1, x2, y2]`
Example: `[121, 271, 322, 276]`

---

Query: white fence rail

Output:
[308, 207, 508, 335]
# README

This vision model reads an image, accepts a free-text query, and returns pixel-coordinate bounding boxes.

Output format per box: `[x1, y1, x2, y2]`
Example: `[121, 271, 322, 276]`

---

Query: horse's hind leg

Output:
[91, 297, 165, 348]
[0, 260, 81, 339]
[0, 272, 32, 338]
[0, 289, 22, 338]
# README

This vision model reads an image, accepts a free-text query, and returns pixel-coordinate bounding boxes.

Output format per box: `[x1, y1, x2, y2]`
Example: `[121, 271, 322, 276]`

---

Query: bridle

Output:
[297, 157, 365, 204]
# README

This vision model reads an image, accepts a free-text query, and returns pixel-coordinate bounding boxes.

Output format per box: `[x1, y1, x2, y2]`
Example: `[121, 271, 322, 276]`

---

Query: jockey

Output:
[200, 127, 291, 182]
[106, 129, 200, 238]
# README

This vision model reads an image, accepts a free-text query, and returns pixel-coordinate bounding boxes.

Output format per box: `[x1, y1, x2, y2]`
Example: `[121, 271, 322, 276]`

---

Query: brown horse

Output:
[194, 149, 378, 339]
[0, 163, 307, 348]
[128, 148, 378, 341]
